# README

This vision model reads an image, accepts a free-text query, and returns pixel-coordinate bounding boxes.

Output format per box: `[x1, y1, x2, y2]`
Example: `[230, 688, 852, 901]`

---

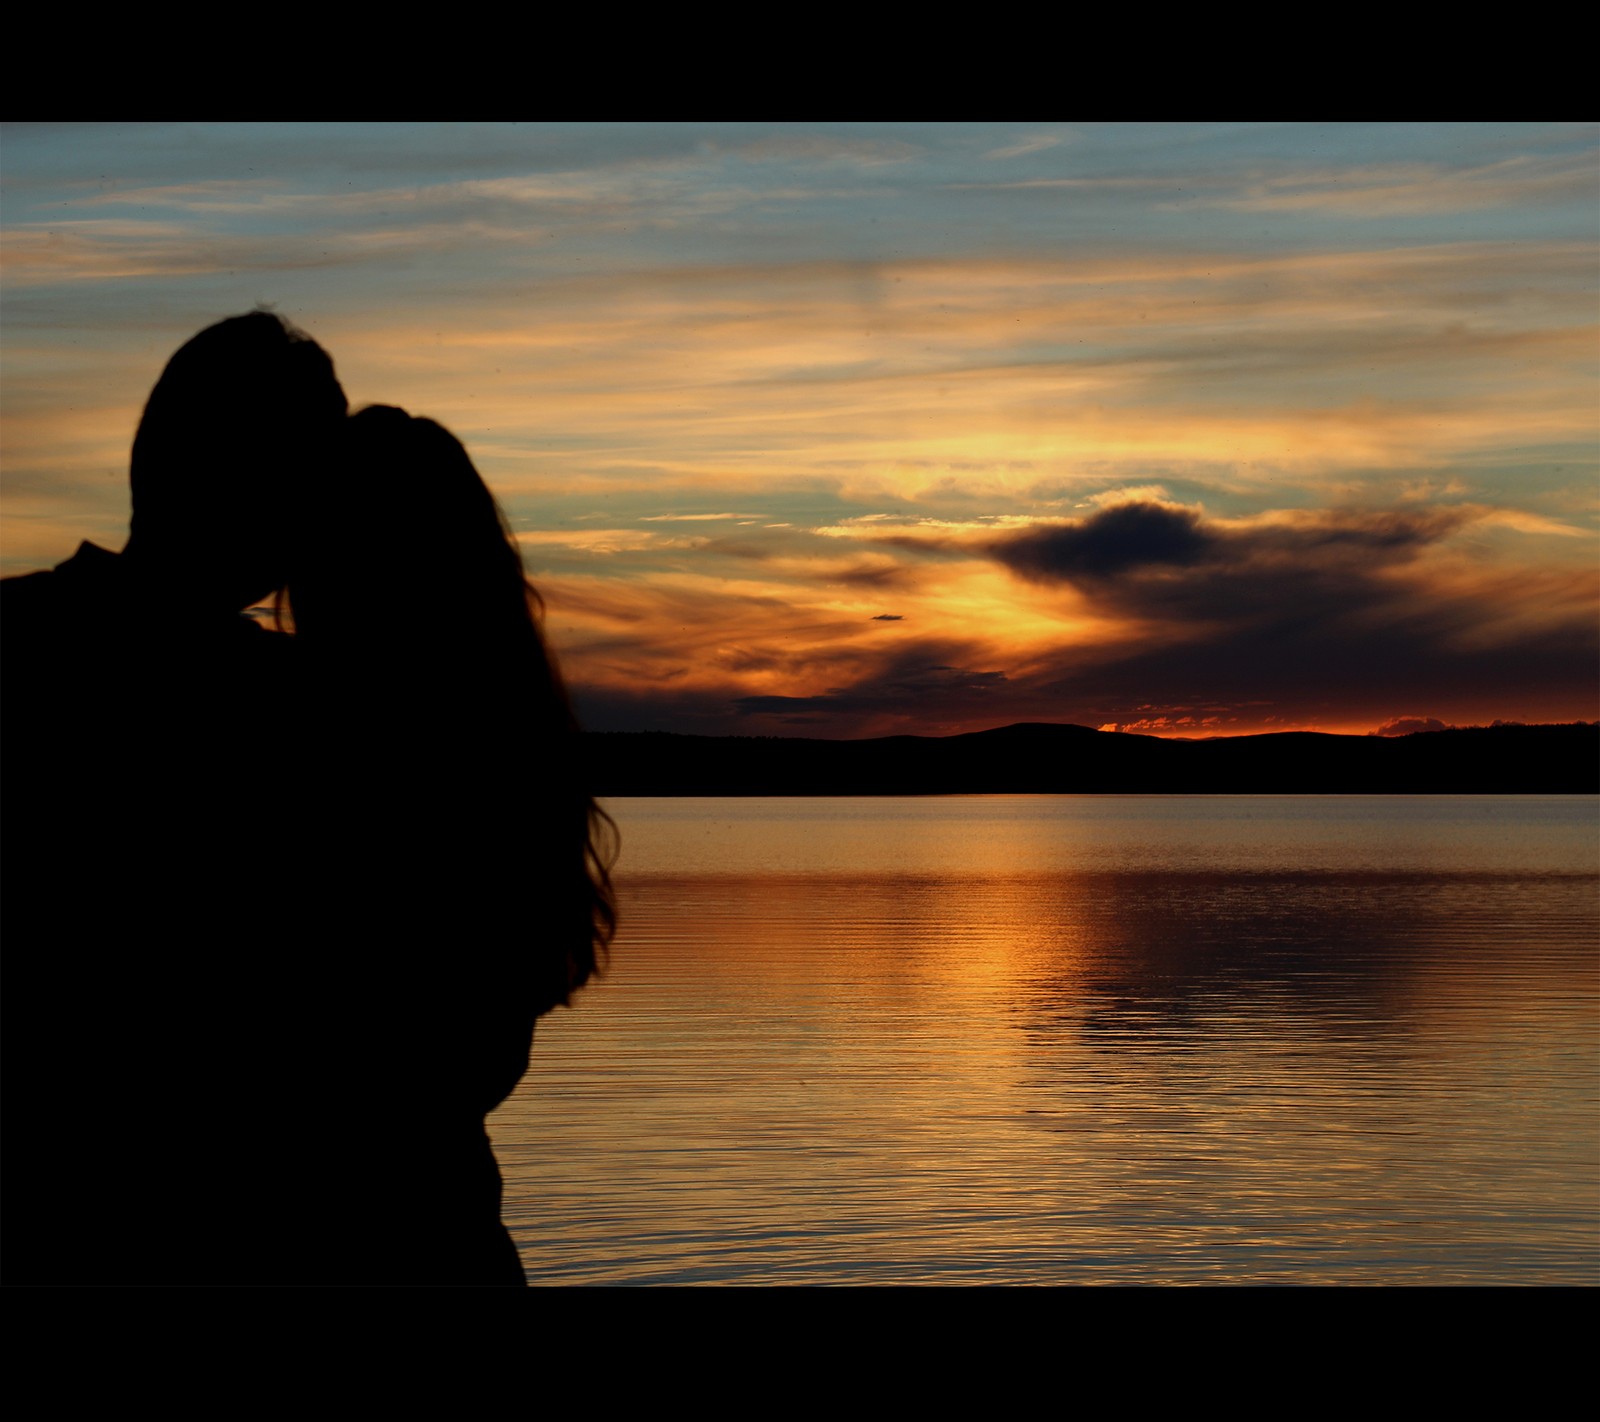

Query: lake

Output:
[491, 796, 1599, 1285]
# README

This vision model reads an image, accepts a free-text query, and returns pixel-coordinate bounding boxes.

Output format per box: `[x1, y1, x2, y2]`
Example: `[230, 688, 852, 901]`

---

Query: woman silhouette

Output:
[281, 405, 615, 1286]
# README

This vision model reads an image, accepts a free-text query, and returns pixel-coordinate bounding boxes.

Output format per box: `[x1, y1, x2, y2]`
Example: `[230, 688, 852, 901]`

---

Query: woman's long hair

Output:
[285, 405, 614, 1014]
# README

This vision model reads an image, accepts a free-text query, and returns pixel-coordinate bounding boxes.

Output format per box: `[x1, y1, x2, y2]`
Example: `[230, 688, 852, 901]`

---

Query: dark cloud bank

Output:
[574, 500, 1597, 737]
[980, 500, 1595, 729]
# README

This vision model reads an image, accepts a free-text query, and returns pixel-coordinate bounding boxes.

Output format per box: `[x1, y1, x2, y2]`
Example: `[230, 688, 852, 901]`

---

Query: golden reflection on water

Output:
[493, 797, 1599, 1284]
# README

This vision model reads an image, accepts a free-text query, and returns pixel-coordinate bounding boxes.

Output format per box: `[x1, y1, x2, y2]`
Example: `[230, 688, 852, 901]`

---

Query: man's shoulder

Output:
[0, 550, 297, 694]
[2, 546, 123, 662]
[1, 568, 80, 661]
[1, 564, 69, 607]
[3, 543, 118, 608]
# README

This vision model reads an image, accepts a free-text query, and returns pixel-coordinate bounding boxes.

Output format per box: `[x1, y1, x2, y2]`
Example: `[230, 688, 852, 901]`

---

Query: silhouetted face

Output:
[129, 312, 347, 610]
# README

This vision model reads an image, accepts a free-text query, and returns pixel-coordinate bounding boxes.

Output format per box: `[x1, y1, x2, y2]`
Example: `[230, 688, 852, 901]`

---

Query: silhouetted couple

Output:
[2, 312, 615, 1286]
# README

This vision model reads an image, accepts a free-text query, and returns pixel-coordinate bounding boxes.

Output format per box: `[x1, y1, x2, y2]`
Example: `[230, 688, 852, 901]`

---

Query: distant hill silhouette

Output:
[584, 722, 1600, 795]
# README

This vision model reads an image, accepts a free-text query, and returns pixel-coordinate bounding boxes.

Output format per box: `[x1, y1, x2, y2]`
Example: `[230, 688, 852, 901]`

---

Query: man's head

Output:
[126, 311, 348, 612]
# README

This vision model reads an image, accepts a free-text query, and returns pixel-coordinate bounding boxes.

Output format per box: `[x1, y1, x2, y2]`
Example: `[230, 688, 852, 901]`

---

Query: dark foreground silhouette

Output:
[2, 316, 612, 1286]
[586, 721, 1600, 796]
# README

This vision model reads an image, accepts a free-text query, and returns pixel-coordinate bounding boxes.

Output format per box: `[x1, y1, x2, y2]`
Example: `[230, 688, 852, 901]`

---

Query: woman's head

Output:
[288, 406, 533, 654]
[286, 404, 614, 1011]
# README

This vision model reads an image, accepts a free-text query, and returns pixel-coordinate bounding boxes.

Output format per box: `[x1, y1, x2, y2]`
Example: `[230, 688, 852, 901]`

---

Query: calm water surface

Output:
[492, 797, 1599, 1285]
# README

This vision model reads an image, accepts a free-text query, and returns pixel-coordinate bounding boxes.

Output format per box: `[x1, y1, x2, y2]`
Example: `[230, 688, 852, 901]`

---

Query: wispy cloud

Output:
[514, 528, 708, 555]
[638, 512, 765, 522]
[982, 133, 1069, 161]
[1191, 152, 1599, 216]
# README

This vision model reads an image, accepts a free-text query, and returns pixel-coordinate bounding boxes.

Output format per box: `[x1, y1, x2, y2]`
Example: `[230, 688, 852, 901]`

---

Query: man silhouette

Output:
[2, 312, 348, 1285]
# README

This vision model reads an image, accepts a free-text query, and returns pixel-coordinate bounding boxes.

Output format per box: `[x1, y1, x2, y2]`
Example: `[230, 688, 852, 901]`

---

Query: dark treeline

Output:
[581, 722, 1600, 796]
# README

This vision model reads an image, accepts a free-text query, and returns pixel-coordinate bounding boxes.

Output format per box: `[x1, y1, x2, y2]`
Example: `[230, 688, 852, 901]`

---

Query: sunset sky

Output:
[3, 122, 1595, 738]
